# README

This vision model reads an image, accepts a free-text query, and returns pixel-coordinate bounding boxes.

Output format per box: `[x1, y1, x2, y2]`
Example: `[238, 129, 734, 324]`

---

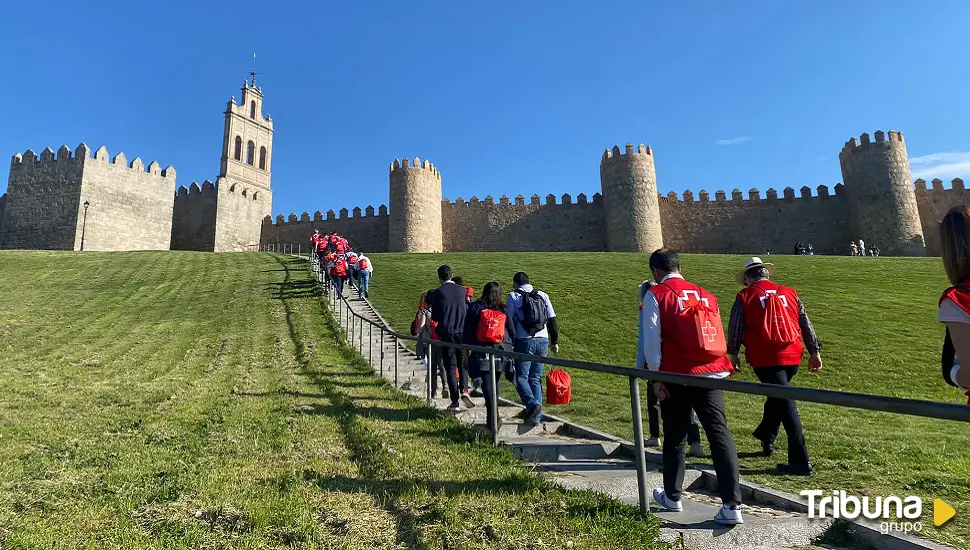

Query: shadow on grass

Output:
[269, 257, 654, 546]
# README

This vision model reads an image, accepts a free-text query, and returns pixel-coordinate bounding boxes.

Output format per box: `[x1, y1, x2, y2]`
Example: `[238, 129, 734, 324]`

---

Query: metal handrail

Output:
[295, 251, 970, 518]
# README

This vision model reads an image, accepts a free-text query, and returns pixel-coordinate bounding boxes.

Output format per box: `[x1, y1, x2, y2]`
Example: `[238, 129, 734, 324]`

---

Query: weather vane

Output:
[249, 52, 257, 87]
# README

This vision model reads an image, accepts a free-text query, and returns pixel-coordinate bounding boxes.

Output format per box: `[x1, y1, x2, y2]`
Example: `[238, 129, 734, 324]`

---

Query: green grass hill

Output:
[0, 251, 663, 549]
[367, 252, 970, 549]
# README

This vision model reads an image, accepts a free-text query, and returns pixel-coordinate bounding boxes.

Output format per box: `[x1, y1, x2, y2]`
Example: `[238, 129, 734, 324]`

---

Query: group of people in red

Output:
[311, 229, 373, 298]
[636, 205, 970, 526]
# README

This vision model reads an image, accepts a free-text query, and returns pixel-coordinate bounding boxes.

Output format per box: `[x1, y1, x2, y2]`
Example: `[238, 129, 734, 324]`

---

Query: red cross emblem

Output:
[701, 320, 718, 343]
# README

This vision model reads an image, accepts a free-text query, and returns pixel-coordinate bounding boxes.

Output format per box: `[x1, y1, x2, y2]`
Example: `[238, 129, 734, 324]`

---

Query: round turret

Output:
[839, 130, 925, 256]
[388, 157, 443, 253]
[599, 143, 664, 253]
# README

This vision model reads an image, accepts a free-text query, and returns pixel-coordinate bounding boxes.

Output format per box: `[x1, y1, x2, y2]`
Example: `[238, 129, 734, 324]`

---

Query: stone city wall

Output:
[260, 206, 389, 253]
[171, 180, 218, 251]
[441, 193, 606, 252]
[658, 186, 850, 255]
[213, 179, 272, 252]
[914, 178, 970, 255]
[2, 145, 86, 250]
[76, 145, 176, 251]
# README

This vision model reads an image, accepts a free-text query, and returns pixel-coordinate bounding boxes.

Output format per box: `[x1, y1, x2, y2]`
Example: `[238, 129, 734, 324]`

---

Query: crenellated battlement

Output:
[839, 130, 906, 162]
[10, 143, 175, 179]
[175, 180, 217, 199]
[600, 143, 652, 164]
[267, 204, 389, 226]
[914, 177, 967, 193]
[440, 192, 603, 208]
[389, 157, 441, 179]
[658, 184, 843, 204]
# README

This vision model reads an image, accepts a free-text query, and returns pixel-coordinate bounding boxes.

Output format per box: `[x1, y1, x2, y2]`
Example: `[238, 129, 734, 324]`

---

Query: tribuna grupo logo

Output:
[801, 490, 956, 535]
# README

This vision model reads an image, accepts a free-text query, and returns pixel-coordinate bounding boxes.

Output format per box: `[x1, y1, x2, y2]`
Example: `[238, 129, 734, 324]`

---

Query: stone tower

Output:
[213, 80, 274, 251]
[839, 130, 925, 256]
[388, 157, 442, 253]
[599, 143, 664, 253]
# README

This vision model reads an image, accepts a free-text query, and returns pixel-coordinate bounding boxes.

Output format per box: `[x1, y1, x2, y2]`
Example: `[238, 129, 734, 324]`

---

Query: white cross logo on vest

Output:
[757, 289, 790, 308]
[701, 320, 718, 343]
[676, 289, 710, 311]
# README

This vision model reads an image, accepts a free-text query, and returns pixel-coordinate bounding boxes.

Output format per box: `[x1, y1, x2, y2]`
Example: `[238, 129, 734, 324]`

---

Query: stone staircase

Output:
[307, 259, 883, 550]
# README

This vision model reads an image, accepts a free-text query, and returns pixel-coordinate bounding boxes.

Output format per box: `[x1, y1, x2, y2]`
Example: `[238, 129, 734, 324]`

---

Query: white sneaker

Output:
[714, 504, 743, 525]
[643, 438, 660, 448]
[446, 403, 462, 412]
[652, 489, 683, 512]
[460, 392, 476, 409]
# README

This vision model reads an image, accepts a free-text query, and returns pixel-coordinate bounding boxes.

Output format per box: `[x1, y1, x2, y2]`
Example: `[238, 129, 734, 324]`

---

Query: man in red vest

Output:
[727, 257, 822, 477]
[639, 249, 743, 526]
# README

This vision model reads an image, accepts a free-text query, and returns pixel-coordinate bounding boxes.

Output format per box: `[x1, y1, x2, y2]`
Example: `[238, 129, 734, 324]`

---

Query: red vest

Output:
[738, 280, 803, 367]
[315, 239, 328, 252]
[940, 280, 970, 314]
[649, 277, 733, 376]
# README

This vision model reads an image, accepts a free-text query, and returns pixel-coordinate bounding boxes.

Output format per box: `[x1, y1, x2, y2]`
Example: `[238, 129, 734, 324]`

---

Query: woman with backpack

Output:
[412, 290, 448, 400]
[463, 282, 515, 431]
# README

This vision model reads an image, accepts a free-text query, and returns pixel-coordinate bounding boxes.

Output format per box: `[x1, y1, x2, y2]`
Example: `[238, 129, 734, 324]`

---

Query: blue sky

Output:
[3, 1, 970, 218]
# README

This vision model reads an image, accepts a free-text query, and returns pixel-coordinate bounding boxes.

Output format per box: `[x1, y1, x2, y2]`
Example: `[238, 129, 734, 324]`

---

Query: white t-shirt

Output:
[938, 298, 970, 323]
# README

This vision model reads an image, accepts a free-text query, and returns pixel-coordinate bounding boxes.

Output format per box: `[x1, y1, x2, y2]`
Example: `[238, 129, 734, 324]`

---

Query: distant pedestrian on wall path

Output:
[727, 257, 822, 477]
[639, 248, 743, 526]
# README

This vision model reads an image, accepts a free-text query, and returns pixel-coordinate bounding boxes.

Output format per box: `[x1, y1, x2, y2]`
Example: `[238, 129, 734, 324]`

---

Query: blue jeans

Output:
[357, 270, 371, 297]
[513, 338, 548, 421]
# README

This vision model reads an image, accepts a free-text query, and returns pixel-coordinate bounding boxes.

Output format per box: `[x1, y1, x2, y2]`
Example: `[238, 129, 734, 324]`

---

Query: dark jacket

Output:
[463, 300, 515, 375]
[430, 281, 467, 337]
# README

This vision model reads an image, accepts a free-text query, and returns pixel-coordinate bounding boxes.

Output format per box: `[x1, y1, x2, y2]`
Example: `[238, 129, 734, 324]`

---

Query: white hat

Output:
[736, 257, 774, 285]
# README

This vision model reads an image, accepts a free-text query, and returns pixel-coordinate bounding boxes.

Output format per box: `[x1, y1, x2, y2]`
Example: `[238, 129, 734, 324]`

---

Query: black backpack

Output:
[515, 288, 549, 336]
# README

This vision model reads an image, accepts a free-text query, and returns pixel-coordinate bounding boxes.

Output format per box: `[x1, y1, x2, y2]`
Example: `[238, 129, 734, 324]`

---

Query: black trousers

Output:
[429, 345, 447, 395]
[753, 365, 811, 468]
[660, 384, 742, 506]
[439, 333, 467, 404]
[470, 353, 501, 428]
[648, 382, 700, 444]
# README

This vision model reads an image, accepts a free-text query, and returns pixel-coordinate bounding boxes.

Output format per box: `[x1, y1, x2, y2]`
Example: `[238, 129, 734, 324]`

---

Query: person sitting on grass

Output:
[938, 206, 970, 402]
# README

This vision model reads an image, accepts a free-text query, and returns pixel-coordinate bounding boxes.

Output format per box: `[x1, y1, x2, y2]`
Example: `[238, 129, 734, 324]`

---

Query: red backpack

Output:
[358, 257, 369, 269]
[756, 287, 799, 346]
[546, 369, 571, 405]
[477, 308, 506, 344]
[331, 259, 348, 277]
[662, 283, 727, 362]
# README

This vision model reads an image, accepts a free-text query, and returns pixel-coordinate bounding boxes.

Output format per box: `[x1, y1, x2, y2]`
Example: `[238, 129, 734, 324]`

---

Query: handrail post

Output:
[629, 376, 649, 517]
[489, 353, 499, 447]
[369, 322, 373, 363]
[394, 334, 399, 387]
[426, 340, 433, 405]
[359, 315, 363, 349]
[380, 327, 385, 376]
[346, 306, 354, 347]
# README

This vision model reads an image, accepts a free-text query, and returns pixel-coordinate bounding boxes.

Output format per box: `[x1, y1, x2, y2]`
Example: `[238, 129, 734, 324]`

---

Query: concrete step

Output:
[478, 420, 563, 438]
[540, 459, 834, 550]
[505, 435, 622, 462]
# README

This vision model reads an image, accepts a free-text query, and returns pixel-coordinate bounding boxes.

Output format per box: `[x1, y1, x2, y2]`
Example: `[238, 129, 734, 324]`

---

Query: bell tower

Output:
[219, 78, 273, 190]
